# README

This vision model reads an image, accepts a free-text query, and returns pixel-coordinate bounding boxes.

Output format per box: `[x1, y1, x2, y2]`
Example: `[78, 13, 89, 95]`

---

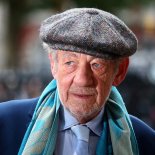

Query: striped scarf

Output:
[18, 79, 139, 155]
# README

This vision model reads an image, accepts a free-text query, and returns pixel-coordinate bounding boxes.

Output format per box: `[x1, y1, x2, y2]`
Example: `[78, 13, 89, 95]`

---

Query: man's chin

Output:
[68, 107, 100, 123]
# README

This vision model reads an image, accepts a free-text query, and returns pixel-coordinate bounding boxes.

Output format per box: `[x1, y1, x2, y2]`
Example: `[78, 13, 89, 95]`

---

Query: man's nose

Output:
[73, 64, 94, 87]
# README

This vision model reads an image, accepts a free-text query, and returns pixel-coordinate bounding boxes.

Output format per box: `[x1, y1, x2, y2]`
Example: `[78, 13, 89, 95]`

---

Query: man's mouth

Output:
[70, 93, 94, 99]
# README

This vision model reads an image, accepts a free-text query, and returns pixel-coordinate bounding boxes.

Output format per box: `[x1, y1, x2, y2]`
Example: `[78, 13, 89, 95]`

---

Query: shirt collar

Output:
[58, 103, 104, 136]
[86, 107, 104, 136]
[59, 104, 79, 130]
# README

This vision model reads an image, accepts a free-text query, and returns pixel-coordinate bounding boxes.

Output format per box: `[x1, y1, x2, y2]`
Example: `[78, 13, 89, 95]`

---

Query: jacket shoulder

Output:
[0, 98, 38, 155]
[0, 98, 38, 118]
[130, 115, 155, 155]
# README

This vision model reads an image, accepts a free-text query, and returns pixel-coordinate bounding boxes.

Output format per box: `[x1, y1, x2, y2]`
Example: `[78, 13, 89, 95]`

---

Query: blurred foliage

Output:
[1, 0, 154, 12]
[73, 0, 155, 11]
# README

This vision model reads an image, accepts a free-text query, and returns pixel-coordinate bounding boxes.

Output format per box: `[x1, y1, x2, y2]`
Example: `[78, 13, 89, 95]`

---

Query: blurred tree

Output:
[73, 0, 154, 11]
[7, 0, 27, 68]
[2, 0, 65, 68]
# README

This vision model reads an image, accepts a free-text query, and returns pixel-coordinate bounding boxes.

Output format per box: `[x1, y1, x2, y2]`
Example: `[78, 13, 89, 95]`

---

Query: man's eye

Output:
[65, 61, 75, 65]
[92, 63, 101, 69]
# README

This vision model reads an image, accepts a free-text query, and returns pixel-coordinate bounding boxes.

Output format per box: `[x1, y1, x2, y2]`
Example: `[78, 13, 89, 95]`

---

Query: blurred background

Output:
[0, 0, 155, 129]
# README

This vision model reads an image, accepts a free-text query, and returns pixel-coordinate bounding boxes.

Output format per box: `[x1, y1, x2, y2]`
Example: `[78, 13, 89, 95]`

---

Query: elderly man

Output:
[0, 8, 155, 155]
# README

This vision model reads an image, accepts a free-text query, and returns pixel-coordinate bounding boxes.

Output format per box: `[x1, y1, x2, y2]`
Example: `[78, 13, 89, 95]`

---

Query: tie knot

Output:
[71, 125, 90, 142]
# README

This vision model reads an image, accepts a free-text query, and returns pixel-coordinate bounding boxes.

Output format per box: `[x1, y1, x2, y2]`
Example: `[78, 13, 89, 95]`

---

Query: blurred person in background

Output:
[0, 8, 155, 155]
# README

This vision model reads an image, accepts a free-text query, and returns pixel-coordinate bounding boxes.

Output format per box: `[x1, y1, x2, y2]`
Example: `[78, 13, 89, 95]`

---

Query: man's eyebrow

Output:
[91, 57, 105, 62]
[62, 52, 78, 58]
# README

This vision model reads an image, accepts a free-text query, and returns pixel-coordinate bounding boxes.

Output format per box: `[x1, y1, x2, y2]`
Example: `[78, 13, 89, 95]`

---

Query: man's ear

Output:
[112, 57, 129, 86]
[48, 53, 57, 79]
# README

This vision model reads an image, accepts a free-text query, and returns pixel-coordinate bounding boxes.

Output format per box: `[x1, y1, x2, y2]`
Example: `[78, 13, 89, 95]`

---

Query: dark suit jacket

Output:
[0, 98, 155, 155]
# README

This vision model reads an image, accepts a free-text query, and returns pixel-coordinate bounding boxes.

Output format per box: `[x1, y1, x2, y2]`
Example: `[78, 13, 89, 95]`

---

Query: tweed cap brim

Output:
[40, 8, 138, 59]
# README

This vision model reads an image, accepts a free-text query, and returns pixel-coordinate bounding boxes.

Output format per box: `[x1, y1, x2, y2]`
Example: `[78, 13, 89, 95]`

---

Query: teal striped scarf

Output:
[18, 79, 139, 155]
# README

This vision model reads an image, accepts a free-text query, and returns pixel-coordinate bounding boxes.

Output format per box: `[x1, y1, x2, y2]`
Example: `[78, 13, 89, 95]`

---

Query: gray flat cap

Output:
[40, 8, 138, 59]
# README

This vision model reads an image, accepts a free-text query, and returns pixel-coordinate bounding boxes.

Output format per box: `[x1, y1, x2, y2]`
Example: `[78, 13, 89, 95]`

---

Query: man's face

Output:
[50, 50, 127, 123]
